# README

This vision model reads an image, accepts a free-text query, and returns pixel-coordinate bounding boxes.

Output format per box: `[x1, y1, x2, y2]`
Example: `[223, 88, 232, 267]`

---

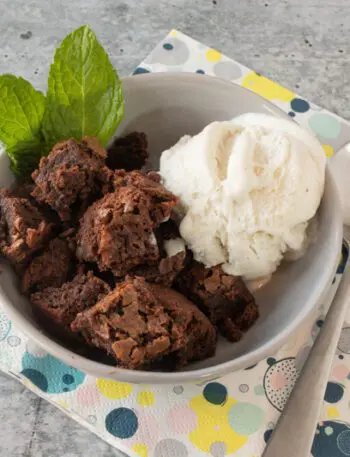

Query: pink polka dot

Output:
[270, 371, 287, 389]
[76, 384, 101, 407]
[132, 412, 160, 448]
[167, 404, 197, 434]
[332, 364, 349, 381]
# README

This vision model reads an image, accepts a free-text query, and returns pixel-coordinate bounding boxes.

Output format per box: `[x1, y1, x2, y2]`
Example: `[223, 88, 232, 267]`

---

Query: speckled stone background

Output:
[0, 0, 349, 456]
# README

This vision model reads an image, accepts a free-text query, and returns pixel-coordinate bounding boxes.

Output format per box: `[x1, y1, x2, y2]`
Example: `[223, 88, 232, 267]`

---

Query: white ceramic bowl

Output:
[0, 73, 343, 383]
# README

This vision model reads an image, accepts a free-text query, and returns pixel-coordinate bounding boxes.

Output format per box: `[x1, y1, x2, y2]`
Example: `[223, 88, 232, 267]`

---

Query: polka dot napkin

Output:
[1, 29, 350, 457]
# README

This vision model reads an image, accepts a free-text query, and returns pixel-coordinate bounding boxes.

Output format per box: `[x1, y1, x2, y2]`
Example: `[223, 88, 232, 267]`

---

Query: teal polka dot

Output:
[267, 358, 276, 366]
[163, 43, 173, 50]
[21, 353, 85, 393]
[105, 408, 138, 438]
[21, 368, 48, 392]
[291, 98, 310, 113]
[254, 385, 265, 396]
[203, 382, 227, 405]
[133, 67, 150, 75]
[228, 403, 264, 435]
[308, 113, 341, 139]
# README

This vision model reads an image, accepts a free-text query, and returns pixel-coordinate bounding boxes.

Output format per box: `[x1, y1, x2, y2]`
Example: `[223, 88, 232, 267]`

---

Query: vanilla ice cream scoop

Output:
[159, 113, 326, 279]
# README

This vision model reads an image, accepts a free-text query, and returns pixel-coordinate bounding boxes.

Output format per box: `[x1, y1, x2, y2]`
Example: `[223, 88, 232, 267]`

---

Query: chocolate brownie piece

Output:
[112, 170, 176, 224]
[22, 235, 76, 294]
[31, 137, 113, 221]
[30, 271, 110, 328]
[71, 277, 216, 370]
[131, 250, 186, 287]
[107, 132, 148, 171]
[176, 263, 259, 342]
[0, 190, 54, 269]
[9, 181, 35, 199]
[76, 171, 178, 276]
[130, 234, 187, 287]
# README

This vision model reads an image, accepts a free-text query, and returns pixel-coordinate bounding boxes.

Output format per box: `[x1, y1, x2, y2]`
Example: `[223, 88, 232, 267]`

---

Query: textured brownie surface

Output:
[22, 234, 76, 294]
[76, 171, 178, 276]
[71, 276, 216, 370]
[130, 250, 186, 287]
[0, 190, 54, 269]
[30, 271, 110, 328]
[31, 137, 113, 221]
[176, 262, 259, 342]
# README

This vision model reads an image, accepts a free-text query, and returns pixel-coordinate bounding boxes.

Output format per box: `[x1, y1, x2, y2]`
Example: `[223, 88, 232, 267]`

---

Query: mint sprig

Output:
[43, 26, 124, 148]
[0, 75, 46, 176]
[0, 25, 124, 177]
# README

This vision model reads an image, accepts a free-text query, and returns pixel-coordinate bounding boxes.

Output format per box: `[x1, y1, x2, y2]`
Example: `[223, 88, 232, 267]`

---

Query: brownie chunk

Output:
[31, 137, 113, 221]
[176, 263, 259, 342]
[71, 276, 216, 370]
[31, 271, 110, 328]
[130, 235, 187, 287]
[107, 132, 148, 171]
[76, 171, 178, 276]
[9, 181, 35, 199]
[0, 190, 54, 269]
[22, 235, 75, 294]
[130, 250, 186, 287]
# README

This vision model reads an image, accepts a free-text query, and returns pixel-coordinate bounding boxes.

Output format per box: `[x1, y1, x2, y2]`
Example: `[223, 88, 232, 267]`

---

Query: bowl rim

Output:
[0, 72, 343, 383]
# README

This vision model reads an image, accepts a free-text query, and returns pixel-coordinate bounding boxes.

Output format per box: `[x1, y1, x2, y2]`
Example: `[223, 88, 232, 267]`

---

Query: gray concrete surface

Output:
[0, 0, 349, 455]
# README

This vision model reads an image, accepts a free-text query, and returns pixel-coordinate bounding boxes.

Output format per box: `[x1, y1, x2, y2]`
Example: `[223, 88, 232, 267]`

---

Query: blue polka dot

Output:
[203, 382, 227, 405]
[163, 43, 173, 50]
[317, 320, 324, 328]
[62, 374, 74, 385]
[339, 354, 344, 360]
[313, 421, 350, 457]
[267, 358, 276, 366]
[21, 369, 48, 392]
[196, 69, 205, 74]
[288, 111, 296, 117]
[264, 429, 273, 443]
[132, 67, 150, 75]
[21, 353, 85, 394]
[105, 408, 138, 439]
[291, 98, 310, 113]
[324, 382, 344, 403]
[337, 430, 350, 455]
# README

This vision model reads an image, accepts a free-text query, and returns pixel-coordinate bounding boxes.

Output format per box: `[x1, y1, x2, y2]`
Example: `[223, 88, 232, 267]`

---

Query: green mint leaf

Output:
[0, 74, 46, 176]
[43, 25, 124, 148]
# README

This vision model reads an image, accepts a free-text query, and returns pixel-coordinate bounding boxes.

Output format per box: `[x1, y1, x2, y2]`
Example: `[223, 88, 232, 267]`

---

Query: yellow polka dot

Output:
[242, 72, 295, 102]
[132, 443, 148, 457]
[170, 30, 177, 36]
[206, 48, 222, 62]
[57, 400, 69, 410]
[323, 144, 334, 158]
[189, 394, 247, 453]
[327, 406, 339, 418]
[96, 379, 133, 399]
[137, 391, 155, 407]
